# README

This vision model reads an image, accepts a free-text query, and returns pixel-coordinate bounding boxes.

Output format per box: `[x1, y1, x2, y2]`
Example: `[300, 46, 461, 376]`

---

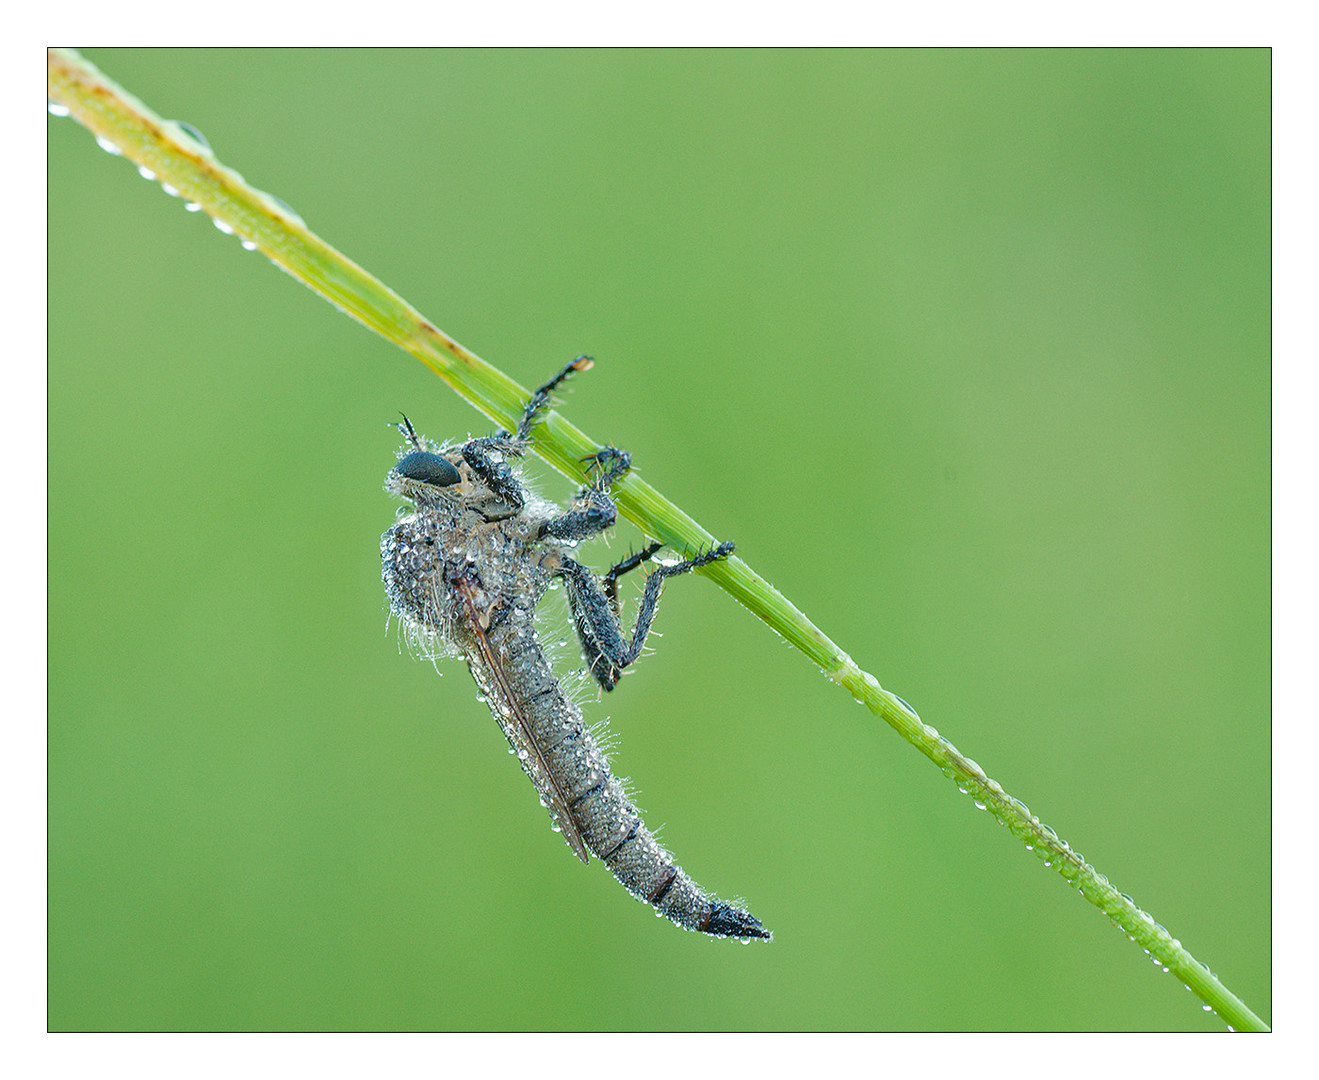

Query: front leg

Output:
[456, 438, 528, 515]
[458, 357, 600, 517]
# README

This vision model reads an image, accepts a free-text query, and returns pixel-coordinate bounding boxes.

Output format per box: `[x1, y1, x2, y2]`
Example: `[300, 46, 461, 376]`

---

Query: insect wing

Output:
[452, 577, 591, 864]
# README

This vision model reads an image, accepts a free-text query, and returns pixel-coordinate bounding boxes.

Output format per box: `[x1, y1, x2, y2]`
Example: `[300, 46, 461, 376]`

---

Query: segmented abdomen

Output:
[476, 613, 770, 940]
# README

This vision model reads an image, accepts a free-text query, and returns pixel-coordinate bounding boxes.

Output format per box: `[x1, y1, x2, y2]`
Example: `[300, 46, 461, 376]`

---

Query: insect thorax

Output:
[381, 488, 557, 655]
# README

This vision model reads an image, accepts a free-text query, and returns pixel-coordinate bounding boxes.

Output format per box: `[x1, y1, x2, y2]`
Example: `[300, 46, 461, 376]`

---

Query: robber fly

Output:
[381, 357, 770, 940]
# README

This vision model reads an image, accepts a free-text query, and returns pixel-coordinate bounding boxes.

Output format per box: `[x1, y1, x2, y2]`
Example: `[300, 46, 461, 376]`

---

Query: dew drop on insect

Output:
[48, 100, 71, 117]
[95, 136, 121, 156]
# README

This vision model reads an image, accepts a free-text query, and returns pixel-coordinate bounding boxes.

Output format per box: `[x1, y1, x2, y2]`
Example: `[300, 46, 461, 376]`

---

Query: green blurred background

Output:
[48, 49, 1269, 1031]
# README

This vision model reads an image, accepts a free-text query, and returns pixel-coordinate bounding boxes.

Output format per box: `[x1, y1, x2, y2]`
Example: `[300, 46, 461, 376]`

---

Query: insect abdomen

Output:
[574, 767, 771, 939]
[488, 627, 771, 940]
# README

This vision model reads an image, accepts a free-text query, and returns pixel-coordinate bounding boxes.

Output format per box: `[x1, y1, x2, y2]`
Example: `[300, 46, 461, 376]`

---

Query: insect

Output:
[381, 357, 771, 940]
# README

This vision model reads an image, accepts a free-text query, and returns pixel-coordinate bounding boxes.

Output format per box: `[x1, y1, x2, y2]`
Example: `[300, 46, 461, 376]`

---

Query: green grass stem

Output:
[48, 47, 1268, 1032]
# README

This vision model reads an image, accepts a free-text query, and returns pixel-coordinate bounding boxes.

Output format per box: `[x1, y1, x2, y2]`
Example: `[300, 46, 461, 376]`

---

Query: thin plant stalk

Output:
[47, 47, 1268, 1032]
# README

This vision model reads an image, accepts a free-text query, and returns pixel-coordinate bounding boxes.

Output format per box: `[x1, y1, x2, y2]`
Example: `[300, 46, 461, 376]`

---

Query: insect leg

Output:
[458, 357, 597, 513]
[514, 355, 595, 441]
[538, 490, 617, 543]
[602, 542, 664, 614]
[538, 445, 633, 543]
[456, 439, 528, 513]
[559, 541, 735, 691]
[580, 446, 632, 489]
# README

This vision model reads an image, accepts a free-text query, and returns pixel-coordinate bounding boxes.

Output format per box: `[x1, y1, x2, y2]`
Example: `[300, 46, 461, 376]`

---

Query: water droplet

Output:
[262, 191, 304, 224]
[137, 165, 156, 181]
[1202, 1004, 1212, 1012]
[173, 120, 211, 151]
[184, 201, 202, 213]
[48, 101, 71, 117]
[211, 217, 235, 235]
[95, 136, 122, 156]
[892, 693, 919, 718]
[161, 183, 180, 198]
[240, 239, 258, 252]
[973, 800, 987, 811]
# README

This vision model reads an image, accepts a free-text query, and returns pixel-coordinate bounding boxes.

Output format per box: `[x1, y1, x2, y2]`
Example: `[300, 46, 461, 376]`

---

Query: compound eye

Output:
[395, 450, 461, 487]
